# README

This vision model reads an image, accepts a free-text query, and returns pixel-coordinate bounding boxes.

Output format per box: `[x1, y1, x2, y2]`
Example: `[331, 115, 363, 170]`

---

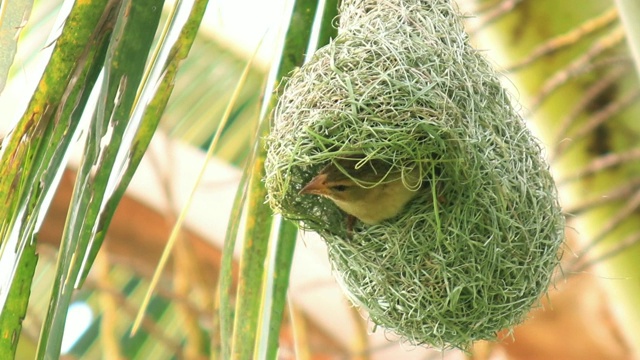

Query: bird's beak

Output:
[299, 173, 329, 195]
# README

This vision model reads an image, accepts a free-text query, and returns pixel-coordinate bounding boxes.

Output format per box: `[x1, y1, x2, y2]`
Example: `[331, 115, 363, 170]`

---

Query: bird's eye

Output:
[331, 185, 348, 192]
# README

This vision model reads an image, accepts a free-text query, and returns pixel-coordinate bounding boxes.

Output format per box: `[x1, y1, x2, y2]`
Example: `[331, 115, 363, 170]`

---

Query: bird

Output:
[299, 158, 423, 227]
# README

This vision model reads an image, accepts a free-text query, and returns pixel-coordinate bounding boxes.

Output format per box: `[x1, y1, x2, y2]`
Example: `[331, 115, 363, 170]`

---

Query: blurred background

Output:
[1, 0, 638, 359]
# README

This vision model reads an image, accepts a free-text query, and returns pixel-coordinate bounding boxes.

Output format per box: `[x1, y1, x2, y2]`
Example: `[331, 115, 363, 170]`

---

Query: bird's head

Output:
[300, 158, 420, 224]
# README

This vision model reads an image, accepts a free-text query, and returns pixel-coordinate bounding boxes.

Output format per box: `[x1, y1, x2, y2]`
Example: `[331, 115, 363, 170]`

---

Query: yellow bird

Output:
[299, 158, 422, 226]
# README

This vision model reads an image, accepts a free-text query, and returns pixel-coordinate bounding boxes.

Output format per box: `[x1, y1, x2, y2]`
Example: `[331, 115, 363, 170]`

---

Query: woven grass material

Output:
[264, 0, 564, 350]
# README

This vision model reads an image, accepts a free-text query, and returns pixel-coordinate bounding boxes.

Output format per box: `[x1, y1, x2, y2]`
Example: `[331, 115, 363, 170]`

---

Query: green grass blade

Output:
[224, 0, 322, 353]
[220, 0, 343, 357]
[262, 219, 297, 360]
[218, 152, 253, 360]
[259, 0, 340, 357]
[36, 1, 164, 358]
[215, 39, 270, 360]
[229, 149, 273, 359]
[82, 0, 211, 286]
[0, 235, 37, 358]
[0, 0, 114, 354]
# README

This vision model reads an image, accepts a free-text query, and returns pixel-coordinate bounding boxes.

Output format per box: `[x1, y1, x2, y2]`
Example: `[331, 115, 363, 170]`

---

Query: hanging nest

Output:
[264, 0, 564, 350]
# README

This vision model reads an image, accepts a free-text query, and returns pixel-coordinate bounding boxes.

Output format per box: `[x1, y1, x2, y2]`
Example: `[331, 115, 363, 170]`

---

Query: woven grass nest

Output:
[264, 0, 564, 350]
